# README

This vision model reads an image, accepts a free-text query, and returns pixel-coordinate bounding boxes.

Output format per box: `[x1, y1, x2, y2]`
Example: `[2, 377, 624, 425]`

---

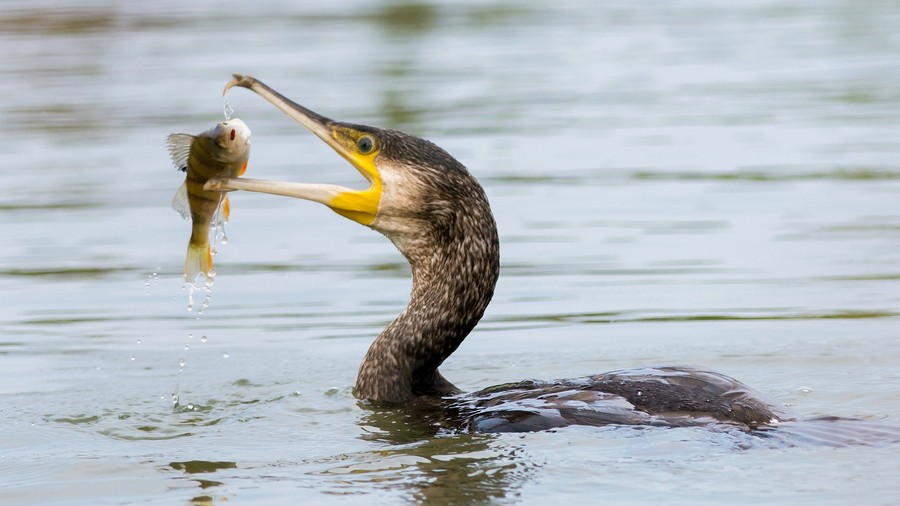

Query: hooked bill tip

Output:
[223, 74, 256, 95]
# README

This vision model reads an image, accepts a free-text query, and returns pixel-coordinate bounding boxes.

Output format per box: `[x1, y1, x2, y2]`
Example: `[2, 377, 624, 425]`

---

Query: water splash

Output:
[145, 271, 160, 295]
[223, 95, 234, 120]
[171, 348, 189, 410]
[185, 276, 214, 313]
[209, 192, 229, 258]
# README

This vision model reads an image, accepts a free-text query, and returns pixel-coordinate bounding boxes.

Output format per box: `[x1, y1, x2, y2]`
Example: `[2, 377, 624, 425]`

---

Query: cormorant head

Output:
[207, 75, 488, 254]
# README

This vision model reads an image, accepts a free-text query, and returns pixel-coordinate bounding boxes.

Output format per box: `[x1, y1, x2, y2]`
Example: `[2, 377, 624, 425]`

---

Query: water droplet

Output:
[798, 386, 813, 394]
[179, 358, 186, 368]
[223, 95, 234, 120]
[184, 344, 190, 351]
[136, 339, 142, 346]
[186, 404, 194, 411]
[188, 333, 193, 340]
[200, 335, 208, 343]
[130, 355, 135, 361]
[223, 352, 230, 359]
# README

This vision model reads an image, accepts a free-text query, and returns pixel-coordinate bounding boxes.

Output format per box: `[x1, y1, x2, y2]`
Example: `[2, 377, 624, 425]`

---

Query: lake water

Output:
[2, 0, 899, 504]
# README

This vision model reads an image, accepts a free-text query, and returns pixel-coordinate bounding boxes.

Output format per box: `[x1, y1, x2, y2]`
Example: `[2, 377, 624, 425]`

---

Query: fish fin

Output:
[172, 183, 190, 219]
[238, 160, 248, 176]
[184, 242, 213, 285]
[166, 133, 194, 172]
[220, 194, 231, 223]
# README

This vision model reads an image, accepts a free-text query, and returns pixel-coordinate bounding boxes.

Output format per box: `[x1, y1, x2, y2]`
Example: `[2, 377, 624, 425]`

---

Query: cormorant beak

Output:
[205, 74, 381, 226]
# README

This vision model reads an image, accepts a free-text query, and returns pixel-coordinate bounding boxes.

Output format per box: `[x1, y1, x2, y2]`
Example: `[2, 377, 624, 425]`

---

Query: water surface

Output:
[1, 1, 899, 504]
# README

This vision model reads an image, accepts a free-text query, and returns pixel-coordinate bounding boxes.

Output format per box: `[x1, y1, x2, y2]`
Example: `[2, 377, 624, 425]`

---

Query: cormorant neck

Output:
[355, 193, 500, 403]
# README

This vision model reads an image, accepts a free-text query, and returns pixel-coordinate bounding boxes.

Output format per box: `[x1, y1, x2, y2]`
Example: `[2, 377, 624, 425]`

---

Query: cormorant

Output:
[206, 75, 799, 433]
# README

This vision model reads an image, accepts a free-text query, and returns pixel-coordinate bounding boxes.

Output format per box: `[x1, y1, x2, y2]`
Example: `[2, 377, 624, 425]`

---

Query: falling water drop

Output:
[130, 355, 135, 361]
[179, 358, 186, 369]
[223, 95, 234, 120]
[200, 335, 208, 343]
[136, 339, 142, 346]
[223, 352, 230, 359]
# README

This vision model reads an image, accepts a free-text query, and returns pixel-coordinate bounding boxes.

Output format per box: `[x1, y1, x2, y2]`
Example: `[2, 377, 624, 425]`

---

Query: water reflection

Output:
[344, 402, 535, 504]
[169, 460, 232, 505]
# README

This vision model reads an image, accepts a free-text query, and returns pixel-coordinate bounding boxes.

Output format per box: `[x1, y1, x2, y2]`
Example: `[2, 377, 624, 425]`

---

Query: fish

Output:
[167, 118, 251, 285]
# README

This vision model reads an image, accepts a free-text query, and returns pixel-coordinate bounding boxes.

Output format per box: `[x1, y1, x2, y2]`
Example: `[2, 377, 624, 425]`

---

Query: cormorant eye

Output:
[357, 136, 375, 154]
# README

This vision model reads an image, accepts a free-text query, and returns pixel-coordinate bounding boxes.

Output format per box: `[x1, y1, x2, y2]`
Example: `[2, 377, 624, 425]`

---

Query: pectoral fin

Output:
[220, 194, 231, 223]
[172, 182, 190, 219]
[166, 133, 194, 171]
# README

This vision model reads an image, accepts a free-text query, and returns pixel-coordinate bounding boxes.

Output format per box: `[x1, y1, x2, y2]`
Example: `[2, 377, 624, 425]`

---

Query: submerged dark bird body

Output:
[207, 75, 899, 441]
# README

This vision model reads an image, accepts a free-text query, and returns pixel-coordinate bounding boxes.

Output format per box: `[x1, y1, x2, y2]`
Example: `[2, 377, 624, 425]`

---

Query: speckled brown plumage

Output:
[354, 127, 500, 403]
[350, 126, 797, 432]
[217, 75, 900, 442]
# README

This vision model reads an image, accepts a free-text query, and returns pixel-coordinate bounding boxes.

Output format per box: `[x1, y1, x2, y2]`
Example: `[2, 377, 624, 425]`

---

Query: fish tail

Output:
[184, 242, 214, 286]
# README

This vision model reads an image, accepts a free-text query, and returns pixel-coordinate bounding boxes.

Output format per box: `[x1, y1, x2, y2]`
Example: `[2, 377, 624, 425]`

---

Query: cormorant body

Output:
[207, 75, 900, 441]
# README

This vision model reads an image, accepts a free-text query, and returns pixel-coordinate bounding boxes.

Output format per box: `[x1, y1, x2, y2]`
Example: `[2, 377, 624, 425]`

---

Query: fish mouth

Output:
[211, 75, 381, 225]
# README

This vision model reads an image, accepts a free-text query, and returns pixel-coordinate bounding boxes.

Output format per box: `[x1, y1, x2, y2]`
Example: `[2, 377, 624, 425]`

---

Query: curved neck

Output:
[355, 209, 500, 403]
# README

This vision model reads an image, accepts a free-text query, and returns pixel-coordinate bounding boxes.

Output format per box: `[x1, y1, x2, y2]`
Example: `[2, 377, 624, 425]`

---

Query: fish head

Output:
[209, 118, 251, 163]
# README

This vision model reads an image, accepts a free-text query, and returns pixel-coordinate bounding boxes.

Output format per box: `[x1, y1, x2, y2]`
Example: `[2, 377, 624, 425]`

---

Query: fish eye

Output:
[230, 129, 236, 141]
[357, 135, 375, 154]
